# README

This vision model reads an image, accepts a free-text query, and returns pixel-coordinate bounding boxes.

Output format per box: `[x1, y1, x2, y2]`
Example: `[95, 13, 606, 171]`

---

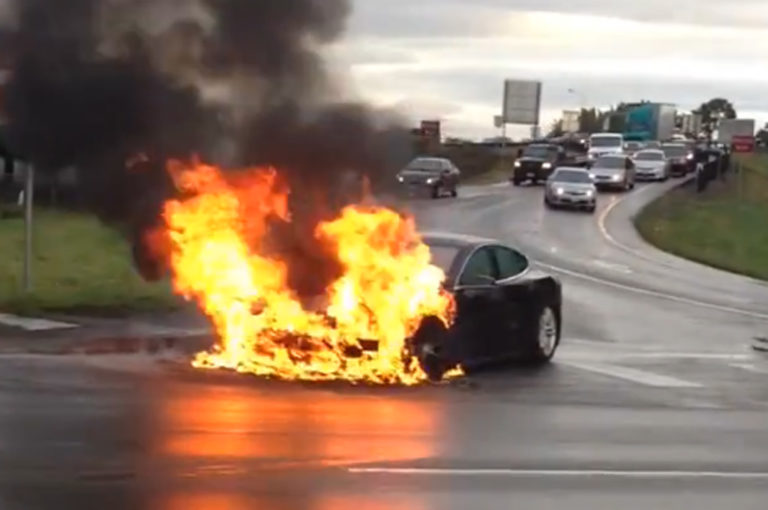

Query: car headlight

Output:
[612, 174, 622, 182]
[589, 172, 596, 179]
[588, 153, 595, 159]
[426, 177, 437, 185]
[686, 153, 693, 160]
[397, 175, 404, 183]
[586, 189, 594, 197]
[542, 162, 552, 169]
[556, 187, 565, 196]
[514, 160, 521, 168]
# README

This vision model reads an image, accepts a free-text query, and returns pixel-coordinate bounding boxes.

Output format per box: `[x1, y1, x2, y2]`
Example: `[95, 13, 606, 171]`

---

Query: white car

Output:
[588, 133, 624, 163]
[633, 149, 670, 181]
[544, 167, 597, 213]
[590, 154, 636, 191]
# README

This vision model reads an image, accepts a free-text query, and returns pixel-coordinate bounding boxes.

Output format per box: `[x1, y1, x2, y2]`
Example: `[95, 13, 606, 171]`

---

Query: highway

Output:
[2, 180, 768, 508]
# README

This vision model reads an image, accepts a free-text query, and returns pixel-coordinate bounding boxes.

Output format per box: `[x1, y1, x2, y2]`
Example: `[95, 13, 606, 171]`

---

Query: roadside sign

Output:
[717, 119, 755, 144]
[731, 135, 755, 153]
[502, 79, 542, 125]
[420, 120, 441, 139]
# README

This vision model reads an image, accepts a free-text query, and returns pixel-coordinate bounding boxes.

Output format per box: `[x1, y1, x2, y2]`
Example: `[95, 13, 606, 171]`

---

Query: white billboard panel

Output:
[562, 110, 580, 133]
[717, 119, 755, 143]
[502, 79, 541, 125]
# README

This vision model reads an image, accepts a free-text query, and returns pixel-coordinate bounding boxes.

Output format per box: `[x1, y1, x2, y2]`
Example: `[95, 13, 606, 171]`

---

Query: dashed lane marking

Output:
[559, 360, 703, 388]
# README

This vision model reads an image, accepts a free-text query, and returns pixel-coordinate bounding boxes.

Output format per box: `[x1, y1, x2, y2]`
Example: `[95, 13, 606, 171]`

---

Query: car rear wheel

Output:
[450, 187, 458, 198]
[526, 305, 560, 364]
[512, 178, 521, 186]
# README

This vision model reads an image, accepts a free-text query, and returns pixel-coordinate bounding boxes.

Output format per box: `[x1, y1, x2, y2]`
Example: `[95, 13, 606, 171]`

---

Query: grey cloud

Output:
[350, 0, 768, 38]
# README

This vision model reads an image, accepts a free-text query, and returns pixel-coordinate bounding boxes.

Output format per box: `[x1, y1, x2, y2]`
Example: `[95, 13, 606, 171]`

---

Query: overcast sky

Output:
[333, 0, 768, 139]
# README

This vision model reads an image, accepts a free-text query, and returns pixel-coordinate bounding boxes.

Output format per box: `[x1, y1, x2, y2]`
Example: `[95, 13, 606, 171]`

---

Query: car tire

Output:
[431, 186, 440, 199]
[512, 178, 521, 187]
[412, 316, 455, 382]
[586, 205, 596, 213]
[450, 187, 458, 198]
[525, 305, 561, 365]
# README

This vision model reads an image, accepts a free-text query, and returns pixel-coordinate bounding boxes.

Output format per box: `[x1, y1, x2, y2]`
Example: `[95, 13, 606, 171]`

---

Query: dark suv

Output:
[512, 144, 565, 185]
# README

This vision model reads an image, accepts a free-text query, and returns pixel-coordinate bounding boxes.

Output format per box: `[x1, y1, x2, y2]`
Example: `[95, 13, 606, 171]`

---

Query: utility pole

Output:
[23, 163, 34, 292]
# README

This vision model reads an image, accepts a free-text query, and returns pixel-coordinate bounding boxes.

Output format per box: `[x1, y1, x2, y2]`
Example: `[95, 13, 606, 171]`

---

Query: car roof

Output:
[528, 143, 557, 149]
[410, 156, 450, 163]
[553, 166, 590, 174]
[636, 149, 664, 155]
[421, 231, 498, 249]
[661, 143, 685, 148]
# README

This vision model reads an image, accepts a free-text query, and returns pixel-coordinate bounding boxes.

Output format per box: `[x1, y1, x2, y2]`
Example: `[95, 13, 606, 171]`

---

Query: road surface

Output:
[2, 180, 768, 509]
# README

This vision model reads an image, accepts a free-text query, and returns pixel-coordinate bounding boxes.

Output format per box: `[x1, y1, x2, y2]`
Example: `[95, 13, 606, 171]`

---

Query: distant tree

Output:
[695, 98, 737, 134]
[578, 108, 603, 133]
[547, 119, 564, 138]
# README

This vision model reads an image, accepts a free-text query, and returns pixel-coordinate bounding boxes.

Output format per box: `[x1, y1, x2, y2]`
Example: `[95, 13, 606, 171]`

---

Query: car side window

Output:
[493, 246, 529, 280]
[458, 248, 497, 286]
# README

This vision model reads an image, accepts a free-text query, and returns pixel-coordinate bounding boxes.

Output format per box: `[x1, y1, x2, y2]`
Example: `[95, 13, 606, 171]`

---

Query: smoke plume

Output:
[0, 0, 410, 296]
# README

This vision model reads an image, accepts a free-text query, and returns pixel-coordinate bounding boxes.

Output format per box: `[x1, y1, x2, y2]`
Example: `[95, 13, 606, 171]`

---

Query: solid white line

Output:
[0, 313, 78, 331]
[535, 260, 768, 321]
[348, 467, 768, 479]
[730, 363, 768, 375]
[559, 360, 702, 388]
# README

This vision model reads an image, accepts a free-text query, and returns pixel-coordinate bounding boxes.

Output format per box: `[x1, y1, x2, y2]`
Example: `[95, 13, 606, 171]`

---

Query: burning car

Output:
[412, 232, 563, 381]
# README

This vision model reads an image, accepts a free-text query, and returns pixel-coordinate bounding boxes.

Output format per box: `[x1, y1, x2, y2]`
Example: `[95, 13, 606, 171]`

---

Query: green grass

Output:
[0, 209, 179, 315]
[636, 154, 768, 280]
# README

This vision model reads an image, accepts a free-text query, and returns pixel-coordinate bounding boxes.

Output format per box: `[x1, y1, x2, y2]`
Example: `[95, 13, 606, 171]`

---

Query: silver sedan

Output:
[633, 149, 670, 181]
[544, 167, 597, 213]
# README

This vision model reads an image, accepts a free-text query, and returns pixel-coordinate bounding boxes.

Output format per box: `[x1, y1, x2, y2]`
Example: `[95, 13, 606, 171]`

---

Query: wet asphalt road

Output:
[3, 179, 768, 509]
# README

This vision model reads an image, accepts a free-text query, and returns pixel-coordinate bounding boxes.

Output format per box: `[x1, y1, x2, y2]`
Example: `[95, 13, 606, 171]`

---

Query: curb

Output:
[0, 332, 214, 356]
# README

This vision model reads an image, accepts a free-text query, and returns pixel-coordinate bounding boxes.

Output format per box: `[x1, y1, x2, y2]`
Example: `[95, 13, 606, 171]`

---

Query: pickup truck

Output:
[512, 143, 587, 185]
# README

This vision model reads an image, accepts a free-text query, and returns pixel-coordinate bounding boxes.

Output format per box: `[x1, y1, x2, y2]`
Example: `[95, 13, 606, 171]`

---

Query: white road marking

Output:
[535, 260, 768, 321]
[348, 467, 768, 479]
[730, 363, 768, 375]
[596, 183, 660, 258]
[0, 313, 78, 331]
[559, 360, 702, 388]
[592, 259, 633, 274]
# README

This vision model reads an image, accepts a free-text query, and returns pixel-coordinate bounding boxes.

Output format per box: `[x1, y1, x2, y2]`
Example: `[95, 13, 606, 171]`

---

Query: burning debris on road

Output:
[154, 159, 456, 384]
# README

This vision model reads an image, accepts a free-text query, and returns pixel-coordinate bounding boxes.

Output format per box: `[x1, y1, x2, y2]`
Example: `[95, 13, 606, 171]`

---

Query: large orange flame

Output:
[158, 159, 455, 385]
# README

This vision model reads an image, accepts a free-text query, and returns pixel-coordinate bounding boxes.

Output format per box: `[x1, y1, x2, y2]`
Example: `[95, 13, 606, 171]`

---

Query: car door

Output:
[453, 246, 506, 361]
[490, 246, 531, 355]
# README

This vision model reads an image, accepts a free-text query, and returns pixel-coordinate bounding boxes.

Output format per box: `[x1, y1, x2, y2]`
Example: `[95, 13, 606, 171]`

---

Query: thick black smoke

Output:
[1, 0, 410, 295]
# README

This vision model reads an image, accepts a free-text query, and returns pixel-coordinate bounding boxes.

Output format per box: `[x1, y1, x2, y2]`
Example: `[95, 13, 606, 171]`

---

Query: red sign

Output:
[731, 135, 755, 153]
[420, 120, 441, 140]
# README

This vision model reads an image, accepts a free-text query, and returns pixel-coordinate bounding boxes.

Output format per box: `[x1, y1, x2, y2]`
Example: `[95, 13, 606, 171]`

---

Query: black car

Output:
[411, 232, 563, 380]
[396, 157, 461, 199]
[512, 143, 565, 186]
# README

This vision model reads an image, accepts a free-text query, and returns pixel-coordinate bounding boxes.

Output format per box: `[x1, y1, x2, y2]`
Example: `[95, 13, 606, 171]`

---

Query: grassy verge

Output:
[0, 209, 179, 316]
[636, 154, 768, 281]
[464, 161, 513, 185]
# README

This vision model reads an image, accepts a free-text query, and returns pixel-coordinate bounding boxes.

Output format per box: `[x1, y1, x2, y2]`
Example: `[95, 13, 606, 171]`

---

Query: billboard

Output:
[502, 79, 542, 125]
[562, 110, 580, 133]
[717, 119, 755, 144]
